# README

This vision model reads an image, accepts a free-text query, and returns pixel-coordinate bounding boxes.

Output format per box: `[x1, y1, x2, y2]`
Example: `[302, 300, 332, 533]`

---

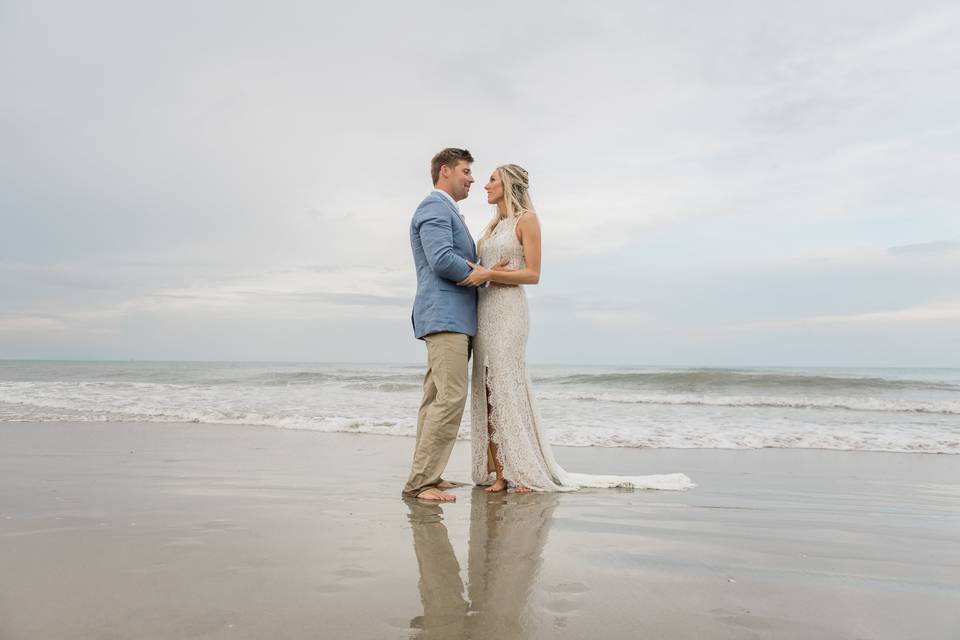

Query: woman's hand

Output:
[458, 259, 510, 287]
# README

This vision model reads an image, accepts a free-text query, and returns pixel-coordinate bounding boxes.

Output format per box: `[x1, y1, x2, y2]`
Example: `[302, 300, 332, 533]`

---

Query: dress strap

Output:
[511, 211, 527, 240]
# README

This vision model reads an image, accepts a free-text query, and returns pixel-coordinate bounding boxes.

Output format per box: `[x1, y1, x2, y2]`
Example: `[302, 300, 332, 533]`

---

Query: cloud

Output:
[724, 301, 960, 332]
[0, 314, 64, 332]
[888, 241, 960, 255]
[1, 1, 959, 365]
[575, 309, 664, 332]
[0, 263, 413, 337]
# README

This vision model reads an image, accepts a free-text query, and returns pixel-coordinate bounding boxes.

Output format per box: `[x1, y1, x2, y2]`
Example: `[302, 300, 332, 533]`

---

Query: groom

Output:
[402, 148, 491, 502]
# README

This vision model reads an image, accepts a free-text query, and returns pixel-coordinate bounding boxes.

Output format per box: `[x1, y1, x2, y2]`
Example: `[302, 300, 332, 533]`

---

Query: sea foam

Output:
[1, 362, 958, 454]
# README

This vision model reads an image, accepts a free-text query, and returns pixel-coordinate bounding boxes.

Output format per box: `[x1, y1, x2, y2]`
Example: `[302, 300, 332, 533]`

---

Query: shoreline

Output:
[3, 418, 956, 455]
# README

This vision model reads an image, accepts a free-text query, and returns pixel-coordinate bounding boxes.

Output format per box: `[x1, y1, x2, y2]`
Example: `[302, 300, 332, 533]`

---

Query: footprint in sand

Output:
[542, 599, 580, 614]
[195, 520, 237, 535]
[545, 582, 590, 594]
[338, 544, 373, 553]
[313, 584, 348, 593]
[542, 582, 590, 617]
[332, 567, 377, 580]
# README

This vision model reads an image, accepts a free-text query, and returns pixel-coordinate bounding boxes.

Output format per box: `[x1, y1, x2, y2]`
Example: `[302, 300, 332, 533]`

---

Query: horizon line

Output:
[0, 358, 957, 370]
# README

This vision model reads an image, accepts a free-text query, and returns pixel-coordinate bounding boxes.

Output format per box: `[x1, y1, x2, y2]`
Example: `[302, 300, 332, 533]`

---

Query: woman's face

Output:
[484, 171, 504, 205]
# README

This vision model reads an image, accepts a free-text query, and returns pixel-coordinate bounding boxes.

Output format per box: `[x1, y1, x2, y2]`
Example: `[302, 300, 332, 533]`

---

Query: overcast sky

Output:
[2, 1, 958, 366]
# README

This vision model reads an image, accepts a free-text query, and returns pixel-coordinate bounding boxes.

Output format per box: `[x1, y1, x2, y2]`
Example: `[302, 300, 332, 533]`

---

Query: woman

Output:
[459, 164, 694, 493]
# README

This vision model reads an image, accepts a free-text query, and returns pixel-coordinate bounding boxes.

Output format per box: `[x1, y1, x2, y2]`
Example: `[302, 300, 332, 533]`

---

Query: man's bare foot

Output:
[415, 487, 456, 502]
[514, 485, 532, 493]
[437, 480, 465, 490]
[484, 478, 507, 493]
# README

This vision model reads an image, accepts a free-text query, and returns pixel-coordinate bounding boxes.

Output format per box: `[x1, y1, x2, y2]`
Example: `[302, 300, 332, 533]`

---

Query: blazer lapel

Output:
[431, 192, 473, 242]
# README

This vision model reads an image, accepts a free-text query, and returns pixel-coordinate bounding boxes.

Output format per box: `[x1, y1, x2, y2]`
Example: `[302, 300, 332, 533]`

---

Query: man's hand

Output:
[458, 259, 509, 287]
[458, 261, 491, 287]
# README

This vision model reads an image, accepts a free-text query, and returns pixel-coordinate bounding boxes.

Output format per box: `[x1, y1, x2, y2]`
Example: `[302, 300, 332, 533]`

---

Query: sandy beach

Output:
[1, 421, 958, 639]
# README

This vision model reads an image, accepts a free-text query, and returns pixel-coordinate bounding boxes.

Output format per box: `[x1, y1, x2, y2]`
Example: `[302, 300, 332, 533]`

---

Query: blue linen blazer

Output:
[409, 191, 478, 339]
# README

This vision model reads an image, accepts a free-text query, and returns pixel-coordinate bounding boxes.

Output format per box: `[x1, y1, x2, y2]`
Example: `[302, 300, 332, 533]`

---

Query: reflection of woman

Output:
[464, 164, 695, 493]
[466, 492, 559, 637]
[405, 491, 560, 638]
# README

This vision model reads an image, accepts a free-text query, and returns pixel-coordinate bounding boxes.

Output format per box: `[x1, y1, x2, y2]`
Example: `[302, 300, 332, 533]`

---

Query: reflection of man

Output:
[405, 500, 468, 638]
[405, 492, 560, 638]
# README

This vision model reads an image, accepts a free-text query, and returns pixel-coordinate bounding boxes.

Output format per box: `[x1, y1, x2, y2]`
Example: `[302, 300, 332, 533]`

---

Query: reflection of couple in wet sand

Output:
[405, 492, 560, 638]
[403, 148, 695, 502]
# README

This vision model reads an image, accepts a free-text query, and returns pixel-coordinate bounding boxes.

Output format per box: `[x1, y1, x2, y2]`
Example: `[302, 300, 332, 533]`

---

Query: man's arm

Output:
[417, 202, 472, 283]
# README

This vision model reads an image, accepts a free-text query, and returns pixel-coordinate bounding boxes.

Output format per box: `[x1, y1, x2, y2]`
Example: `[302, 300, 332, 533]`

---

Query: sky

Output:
[1, 1, 958, 367]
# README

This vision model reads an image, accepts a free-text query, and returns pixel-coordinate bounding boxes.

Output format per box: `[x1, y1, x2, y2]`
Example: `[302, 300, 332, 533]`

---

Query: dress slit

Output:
[469, 216, 695, 492]
[483, 365, 498, 475]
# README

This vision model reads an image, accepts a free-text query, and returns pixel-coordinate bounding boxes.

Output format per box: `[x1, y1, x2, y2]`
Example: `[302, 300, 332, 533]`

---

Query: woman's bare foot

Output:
[484, 478, 507, 493]
[416, 487, 456, 502]
[513, 485, 532, 493]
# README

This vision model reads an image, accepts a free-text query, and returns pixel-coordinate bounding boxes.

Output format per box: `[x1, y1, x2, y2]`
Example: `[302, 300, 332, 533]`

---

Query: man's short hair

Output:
[431, 148, 474, 185]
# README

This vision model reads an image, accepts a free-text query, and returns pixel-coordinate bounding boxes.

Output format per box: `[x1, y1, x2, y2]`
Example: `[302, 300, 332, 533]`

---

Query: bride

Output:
[458, 164, 694, 493]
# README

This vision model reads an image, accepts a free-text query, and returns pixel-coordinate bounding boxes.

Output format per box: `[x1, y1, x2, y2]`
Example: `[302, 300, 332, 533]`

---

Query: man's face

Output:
[445, 161, 474, 201]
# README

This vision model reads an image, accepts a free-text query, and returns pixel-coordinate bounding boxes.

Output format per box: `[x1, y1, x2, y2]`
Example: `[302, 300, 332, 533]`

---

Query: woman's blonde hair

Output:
[477, 164, 535, 255]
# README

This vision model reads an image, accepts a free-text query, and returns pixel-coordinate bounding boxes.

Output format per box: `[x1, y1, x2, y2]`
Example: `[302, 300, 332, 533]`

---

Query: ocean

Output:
[1, 361, 957, 454]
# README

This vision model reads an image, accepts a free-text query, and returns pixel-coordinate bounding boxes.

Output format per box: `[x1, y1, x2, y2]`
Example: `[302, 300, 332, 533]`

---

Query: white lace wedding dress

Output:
[470, 214, 694, 492]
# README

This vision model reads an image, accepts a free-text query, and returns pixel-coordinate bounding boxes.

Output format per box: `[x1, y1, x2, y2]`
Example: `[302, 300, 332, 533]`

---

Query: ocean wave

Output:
[2, 363, 959, 455]
[343, 381, 422, 392]
[538, 370, 960, 392]
[245, 371, 424, 387]
[0, 407, 419, 438]
[1, 406, 957, 454]
[536, 391, 960, 415]
[540, 425, 960, 454]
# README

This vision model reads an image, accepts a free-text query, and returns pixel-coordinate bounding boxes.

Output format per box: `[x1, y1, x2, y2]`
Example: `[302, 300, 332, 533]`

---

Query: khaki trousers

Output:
[402, 332, 470, 497]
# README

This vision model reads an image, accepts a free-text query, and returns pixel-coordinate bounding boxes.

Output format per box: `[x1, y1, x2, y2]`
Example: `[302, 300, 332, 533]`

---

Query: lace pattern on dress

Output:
[469, 214, 695, 492]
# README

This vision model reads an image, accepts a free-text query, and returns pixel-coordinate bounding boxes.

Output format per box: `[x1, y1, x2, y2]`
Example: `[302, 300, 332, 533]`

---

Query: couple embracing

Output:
[402, 148, 694, 502]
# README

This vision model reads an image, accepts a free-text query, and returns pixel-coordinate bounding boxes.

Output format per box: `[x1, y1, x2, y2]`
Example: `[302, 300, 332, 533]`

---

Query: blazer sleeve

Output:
[416, 201, 472, 283]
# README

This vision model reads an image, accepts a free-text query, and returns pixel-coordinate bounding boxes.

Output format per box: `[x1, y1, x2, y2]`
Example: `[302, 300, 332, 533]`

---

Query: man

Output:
[402, 148, 494, 502]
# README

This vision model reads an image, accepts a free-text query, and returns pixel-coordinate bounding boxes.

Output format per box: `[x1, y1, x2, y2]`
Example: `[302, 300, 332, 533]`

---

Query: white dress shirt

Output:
[432, 188, 465, 223]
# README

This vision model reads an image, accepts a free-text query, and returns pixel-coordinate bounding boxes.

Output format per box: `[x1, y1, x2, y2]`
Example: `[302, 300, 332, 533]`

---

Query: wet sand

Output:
[1, 421, 958, 639]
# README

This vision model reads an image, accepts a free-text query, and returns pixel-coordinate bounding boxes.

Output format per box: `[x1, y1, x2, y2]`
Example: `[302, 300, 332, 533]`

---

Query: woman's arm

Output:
[486, 213, 541, 285]
[458, 214, 543, 287]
